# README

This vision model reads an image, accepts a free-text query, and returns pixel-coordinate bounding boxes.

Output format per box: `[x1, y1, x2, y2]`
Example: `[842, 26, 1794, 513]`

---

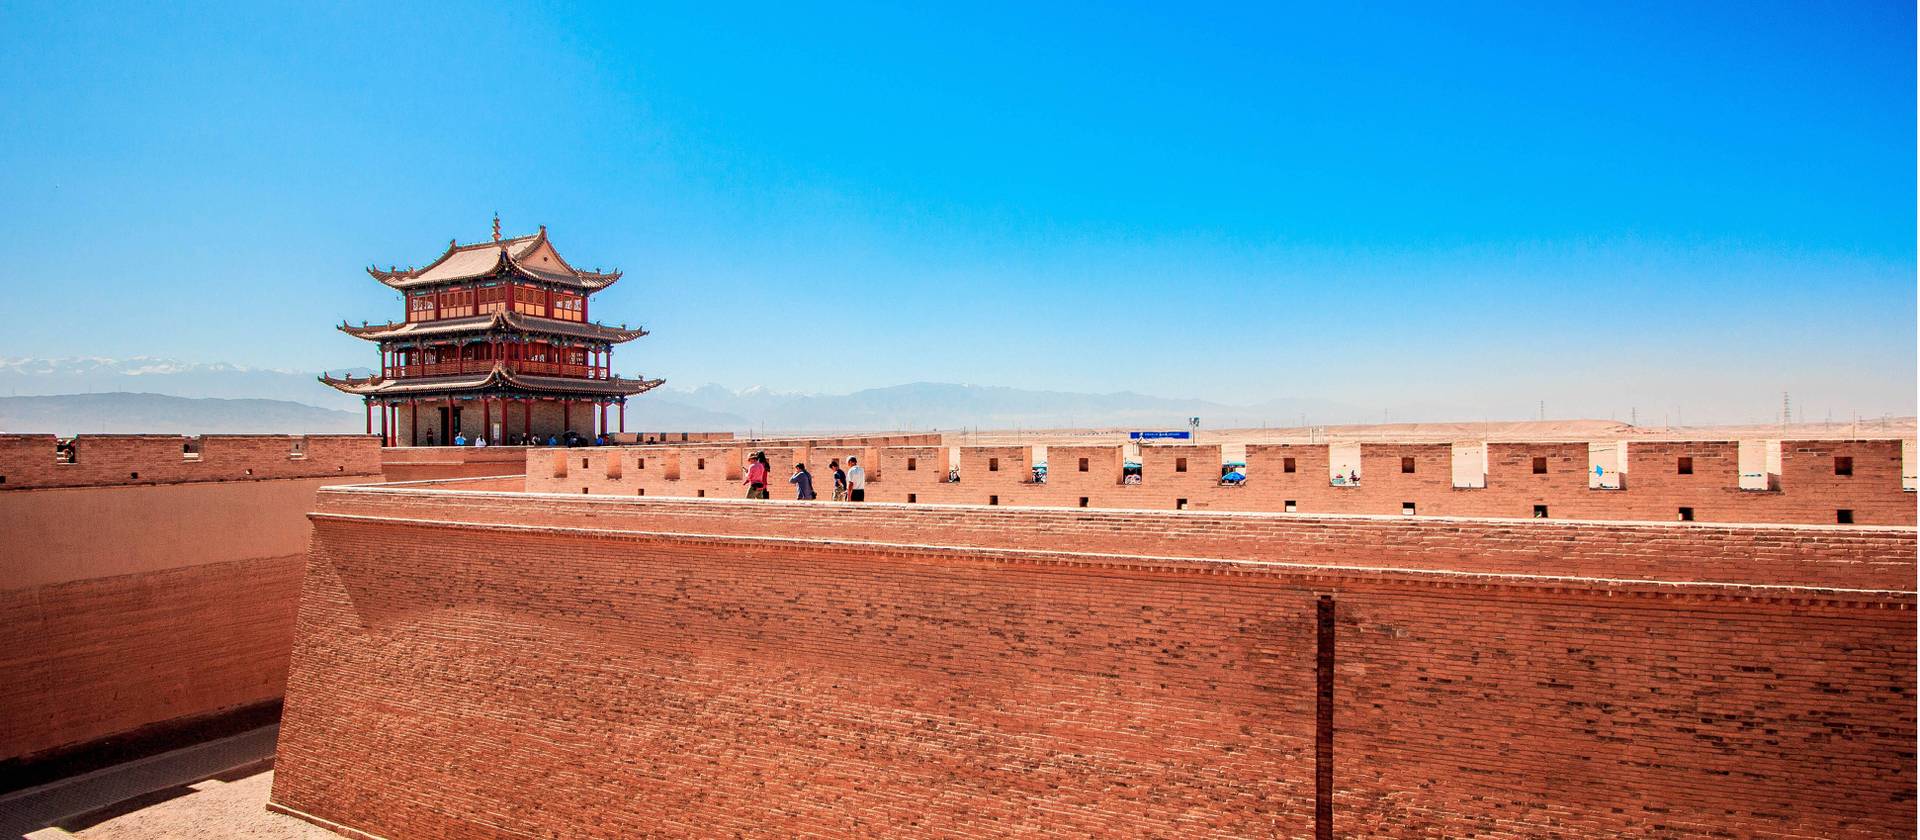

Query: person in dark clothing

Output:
[790, 462, 817, 500]
[829, 459, 848, 502]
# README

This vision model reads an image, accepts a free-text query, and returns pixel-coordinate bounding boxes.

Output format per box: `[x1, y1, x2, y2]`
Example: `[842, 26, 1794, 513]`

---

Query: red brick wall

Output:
[315, 489, 1918, 590]
[0, 470, 380, 762]
[1333, 586, 1913, 837]
[1, 556, 305, 761]
[619, 431, 737, 444]
[0, 434, 381, 490]
[379, 446, 529, 482]
[271, 491, 1915, 839]
[522, 439, 1915, 526]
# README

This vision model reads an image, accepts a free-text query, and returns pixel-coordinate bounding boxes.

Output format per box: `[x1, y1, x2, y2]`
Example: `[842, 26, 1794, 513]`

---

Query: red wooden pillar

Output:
[364, 401, 372, 435]
[522, 398, 532, 443]
[446, 395, 455, 442]
[409, 399, 418, 446]
[619, 401, 626, 433]
[481, 398, 490, 442]
[379, 402, 389, 446]
[563, 401, 572, 436]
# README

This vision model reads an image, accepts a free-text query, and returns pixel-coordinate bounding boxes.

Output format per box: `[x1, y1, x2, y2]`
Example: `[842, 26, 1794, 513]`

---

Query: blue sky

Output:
[0, 2, 1912, 423]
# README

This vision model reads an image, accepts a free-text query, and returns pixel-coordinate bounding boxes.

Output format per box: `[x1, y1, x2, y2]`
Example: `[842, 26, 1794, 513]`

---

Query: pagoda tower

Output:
[322, 219, 663, 446]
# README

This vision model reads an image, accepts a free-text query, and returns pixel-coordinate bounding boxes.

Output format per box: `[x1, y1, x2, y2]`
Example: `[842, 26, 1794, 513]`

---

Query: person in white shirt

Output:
[474, 436, 488, 448]
[846, 457, 867, 502]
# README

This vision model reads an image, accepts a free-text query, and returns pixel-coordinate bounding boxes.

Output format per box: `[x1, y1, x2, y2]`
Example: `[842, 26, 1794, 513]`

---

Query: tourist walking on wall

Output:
[829, 459, 847, 501]
[790, 462, 817, 500]
[846, 457, 866, 502]
[745, 451, 771, 499]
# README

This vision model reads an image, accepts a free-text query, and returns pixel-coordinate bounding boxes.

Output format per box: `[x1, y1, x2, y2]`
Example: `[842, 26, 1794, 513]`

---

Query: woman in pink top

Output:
[744, 451, 771, 499]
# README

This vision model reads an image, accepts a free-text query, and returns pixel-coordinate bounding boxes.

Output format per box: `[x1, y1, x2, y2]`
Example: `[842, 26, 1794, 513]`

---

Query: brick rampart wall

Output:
[271, 490, 1915, 838]
[0, 434, 380, 490]
[1, 556, 305, 762]
[614, 431, 736, 444]
[379, 446, 529, 482]
[0, 469, 381, 763]
[525, 438, 1914, 525]
[314, 489, 1917, 590]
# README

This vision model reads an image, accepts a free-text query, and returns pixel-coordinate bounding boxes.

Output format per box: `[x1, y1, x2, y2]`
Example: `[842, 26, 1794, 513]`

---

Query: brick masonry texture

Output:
[0, 434, 381, 490]
[524, 437, 1916, 526]
[0, 555, 306, 761]
[0, 453, 383, 762]
[271, 489, 1916, 839]
[378, 445, 530, 482]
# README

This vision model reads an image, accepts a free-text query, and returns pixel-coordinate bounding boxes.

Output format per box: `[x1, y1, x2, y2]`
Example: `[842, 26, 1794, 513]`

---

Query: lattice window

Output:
[477, 284, 507, 314]
[513, 285, 547, 317]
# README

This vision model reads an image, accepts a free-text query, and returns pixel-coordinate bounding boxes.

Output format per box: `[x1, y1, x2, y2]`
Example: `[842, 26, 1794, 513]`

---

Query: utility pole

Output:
[1781, 391, 1792, 427]
[1630, 406, 1637, 426]
[1538, 400, 1545, 421]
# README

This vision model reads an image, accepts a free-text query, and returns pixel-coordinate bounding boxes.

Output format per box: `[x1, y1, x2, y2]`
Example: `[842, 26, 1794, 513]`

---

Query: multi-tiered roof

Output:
[321, 221, 660, 443]
[364, 227, 623, 291]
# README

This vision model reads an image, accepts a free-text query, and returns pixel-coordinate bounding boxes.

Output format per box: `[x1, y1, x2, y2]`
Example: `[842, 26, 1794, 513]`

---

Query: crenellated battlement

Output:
[0, 433, 383, 490]
[527, 437, 1915, 526]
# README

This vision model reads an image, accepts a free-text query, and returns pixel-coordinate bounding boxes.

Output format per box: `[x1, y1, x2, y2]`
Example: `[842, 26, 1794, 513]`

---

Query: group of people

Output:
[742, 451, 865, 502]
[430, 431, 609, 447]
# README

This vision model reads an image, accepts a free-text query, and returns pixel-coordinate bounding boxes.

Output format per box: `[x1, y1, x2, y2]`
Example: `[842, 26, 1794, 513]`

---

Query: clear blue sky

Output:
[1, 2, 1912, 423]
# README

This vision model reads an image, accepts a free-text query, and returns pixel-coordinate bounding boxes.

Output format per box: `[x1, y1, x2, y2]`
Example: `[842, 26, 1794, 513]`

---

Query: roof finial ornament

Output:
[492, 212, 502, 242]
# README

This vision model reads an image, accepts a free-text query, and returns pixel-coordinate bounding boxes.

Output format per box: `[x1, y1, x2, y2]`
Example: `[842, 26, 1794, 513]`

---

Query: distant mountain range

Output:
[0, 356, 366, 411]
[0, 393, 363, 435]
[0, 357, 1382, 434]
[652, 382, 1367, 432]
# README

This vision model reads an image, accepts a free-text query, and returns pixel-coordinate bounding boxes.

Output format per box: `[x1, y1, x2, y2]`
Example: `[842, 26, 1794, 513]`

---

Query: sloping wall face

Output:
[526, 439, 1915, 525]
[271, 490, 1915, 839]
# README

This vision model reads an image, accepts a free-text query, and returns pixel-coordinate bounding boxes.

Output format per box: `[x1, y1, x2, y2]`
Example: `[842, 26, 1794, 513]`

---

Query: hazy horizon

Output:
[2, 355, 1912, 430]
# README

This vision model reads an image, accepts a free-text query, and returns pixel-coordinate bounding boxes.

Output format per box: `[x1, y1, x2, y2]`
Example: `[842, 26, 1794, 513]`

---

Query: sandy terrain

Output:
[29, 768, 328, 840]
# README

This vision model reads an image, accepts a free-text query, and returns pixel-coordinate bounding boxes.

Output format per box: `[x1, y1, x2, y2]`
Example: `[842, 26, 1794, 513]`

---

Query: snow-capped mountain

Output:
[0, 356, 360, 410]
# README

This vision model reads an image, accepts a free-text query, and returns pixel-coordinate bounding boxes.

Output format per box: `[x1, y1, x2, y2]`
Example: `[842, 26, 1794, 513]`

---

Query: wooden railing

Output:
[391, 361, 608, 379]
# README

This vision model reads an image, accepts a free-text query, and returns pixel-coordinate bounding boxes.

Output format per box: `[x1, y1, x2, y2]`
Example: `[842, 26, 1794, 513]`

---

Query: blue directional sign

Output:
[1129, 431, 1192, 440]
